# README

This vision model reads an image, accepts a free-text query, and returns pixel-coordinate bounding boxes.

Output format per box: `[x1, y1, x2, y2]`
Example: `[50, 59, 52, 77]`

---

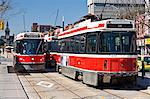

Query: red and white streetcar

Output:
[13, 32, 45, 72]
[48, 17, 138, 86]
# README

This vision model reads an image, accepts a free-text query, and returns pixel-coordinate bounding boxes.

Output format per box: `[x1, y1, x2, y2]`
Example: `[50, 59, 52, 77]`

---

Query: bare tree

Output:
[114, 0, 145, 20]
[0, 0, 11, 18]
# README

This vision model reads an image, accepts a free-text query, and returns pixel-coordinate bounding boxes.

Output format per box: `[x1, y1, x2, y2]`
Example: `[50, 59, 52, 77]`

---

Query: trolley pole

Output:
[142, 60, 145, 79]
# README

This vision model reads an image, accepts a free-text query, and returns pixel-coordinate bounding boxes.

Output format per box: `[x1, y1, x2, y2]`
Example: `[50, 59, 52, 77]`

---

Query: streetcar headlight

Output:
[31, 58, 34, 61]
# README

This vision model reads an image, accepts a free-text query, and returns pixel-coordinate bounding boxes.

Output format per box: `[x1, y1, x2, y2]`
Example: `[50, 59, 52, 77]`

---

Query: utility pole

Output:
[54, 9, 59, 26]
[62, 16, 64, 31]
[23, 14, 26, 32]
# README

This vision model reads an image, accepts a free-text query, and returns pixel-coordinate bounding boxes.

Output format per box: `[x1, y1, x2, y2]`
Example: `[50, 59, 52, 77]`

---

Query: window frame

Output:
[86, 32, 98, 54]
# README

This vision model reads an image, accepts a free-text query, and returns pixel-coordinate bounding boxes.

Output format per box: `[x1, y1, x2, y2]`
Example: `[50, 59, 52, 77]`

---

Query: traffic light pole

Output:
[142, 60, 145, 79]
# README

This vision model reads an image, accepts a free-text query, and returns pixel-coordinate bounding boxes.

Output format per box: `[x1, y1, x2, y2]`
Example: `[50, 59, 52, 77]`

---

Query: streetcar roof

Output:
[58, 19, 135, 39]
[15, 32, 44, 41]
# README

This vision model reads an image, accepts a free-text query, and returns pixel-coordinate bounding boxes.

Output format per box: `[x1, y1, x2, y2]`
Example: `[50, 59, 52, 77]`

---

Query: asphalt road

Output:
[1, 52, 150, 99]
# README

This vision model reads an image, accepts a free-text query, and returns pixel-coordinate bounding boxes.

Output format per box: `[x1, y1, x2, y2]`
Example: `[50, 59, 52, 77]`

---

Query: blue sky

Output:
[1, 0, 87, 36]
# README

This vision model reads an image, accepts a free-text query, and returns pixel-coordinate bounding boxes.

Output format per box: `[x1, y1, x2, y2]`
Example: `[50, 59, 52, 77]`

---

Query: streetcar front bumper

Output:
[17, 62, 45, 71]
[98, 71, 138, 84]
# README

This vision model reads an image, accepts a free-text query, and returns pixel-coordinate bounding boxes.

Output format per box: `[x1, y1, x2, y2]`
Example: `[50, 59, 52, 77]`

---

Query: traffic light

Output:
[0, 20, 4, 30]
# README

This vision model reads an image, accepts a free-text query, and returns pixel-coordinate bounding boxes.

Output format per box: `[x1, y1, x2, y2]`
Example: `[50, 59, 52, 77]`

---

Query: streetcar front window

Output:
[16, 39, 43, 55]
[100, 31, 136, 53]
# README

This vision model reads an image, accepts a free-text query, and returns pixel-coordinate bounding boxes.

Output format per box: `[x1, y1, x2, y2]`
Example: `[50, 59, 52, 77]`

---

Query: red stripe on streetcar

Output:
[58, 26, 87, 36]
[58, 23, 105, 37]
[17, 55, 45, 63]
[98, 23, 105, 27]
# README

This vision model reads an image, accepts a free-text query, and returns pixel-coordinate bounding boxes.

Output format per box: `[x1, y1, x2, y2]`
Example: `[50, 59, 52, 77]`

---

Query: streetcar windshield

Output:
[16, 39, 44, 55]
[100, 31, 136, 53]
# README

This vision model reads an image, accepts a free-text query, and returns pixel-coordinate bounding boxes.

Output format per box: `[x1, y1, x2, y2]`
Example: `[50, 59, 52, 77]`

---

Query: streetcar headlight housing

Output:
[19, 58, 25, 61]
[40, 58, 44, 61]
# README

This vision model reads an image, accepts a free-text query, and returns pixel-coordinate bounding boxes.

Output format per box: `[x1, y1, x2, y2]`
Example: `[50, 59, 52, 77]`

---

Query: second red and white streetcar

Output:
[13, 32, 45, 72]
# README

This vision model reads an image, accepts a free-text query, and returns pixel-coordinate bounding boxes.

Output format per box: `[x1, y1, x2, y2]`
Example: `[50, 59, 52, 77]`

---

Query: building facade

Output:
[136, 0, 150, 55]
[87, 0, 145, 19]
[0, 22, 14, 46]
[31, 23, 54, 33]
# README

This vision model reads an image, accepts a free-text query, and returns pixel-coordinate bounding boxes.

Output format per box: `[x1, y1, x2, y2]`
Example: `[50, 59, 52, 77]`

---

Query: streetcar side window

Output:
[69, 37, 75, 53]
[86, 34, 97, 53]
[59, 39, 66, 52]
[79, 34, 86, 53]
[48, 40, 59, 52]
[59, 34, 86, 53]
[74, 36, 80, 53]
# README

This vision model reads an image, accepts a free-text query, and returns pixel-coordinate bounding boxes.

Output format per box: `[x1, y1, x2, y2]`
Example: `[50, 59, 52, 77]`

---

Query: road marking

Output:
[36, 81, 54, 88]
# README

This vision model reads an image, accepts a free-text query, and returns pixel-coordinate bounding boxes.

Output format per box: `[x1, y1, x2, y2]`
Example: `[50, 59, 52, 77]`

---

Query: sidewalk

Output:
[0, 52, 28, 99]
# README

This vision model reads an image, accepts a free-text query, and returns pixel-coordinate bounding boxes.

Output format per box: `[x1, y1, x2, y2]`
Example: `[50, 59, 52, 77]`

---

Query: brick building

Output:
[31, 23, 54, 33]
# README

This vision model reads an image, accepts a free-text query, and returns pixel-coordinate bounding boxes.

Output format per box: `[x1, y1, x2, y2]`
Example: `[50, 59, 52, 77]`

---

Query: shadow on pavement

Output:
[95, 84, 147, 91]
[45, 67, 56, 73]
[93, 76, 150, 91]
[7, 66, 15, 73]
[7, 65, 30, 75]
[137, 76, 150, 89]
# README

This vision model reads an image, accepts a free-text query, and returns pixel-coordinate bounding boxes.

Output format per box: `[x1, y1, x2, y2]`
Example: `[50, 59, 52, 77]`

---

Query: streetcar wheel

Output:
[58, 67, 62, 74]
[75, 72, 83, 81]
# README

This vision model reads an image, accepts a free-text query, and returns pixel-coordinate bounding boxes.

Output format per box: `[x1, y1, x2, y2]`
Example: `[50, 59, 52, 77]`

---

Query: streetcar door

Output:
[61, 55, 68, 66]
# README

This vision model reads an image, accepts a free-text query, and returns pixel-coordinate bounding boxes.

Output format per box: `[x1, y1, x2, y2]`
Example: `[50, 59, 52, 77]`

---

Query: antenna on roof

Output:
[54, 9, 59, 26]
[100, 0, 108, 20]
[23, 14, 26, 32]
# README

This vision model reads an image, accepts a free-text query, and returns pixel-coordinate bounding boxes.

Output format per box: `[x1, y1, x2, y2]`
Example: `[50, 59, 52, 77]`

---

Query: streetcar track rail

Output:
[97, 84, 150, 99]
[41, 73, 128, 99]
[16, 70, 42, 99]
[21, 74, 42, 99]
[101, 90, 124, 99]
[6, 66, 29, 99]
[42, 73, 150, 99]
[14, 71, 30, 99]
[42, 73, 82, 99]
[17, 75, 30, 99]
[15, 71, 150, 99]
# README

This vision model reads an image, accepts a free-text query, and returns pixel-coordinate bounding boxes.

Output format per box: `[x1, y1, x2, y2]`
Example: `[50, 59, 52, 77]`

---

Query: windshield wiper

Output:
[130, 35, 135, 52]
[36, 40, 43, 54]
